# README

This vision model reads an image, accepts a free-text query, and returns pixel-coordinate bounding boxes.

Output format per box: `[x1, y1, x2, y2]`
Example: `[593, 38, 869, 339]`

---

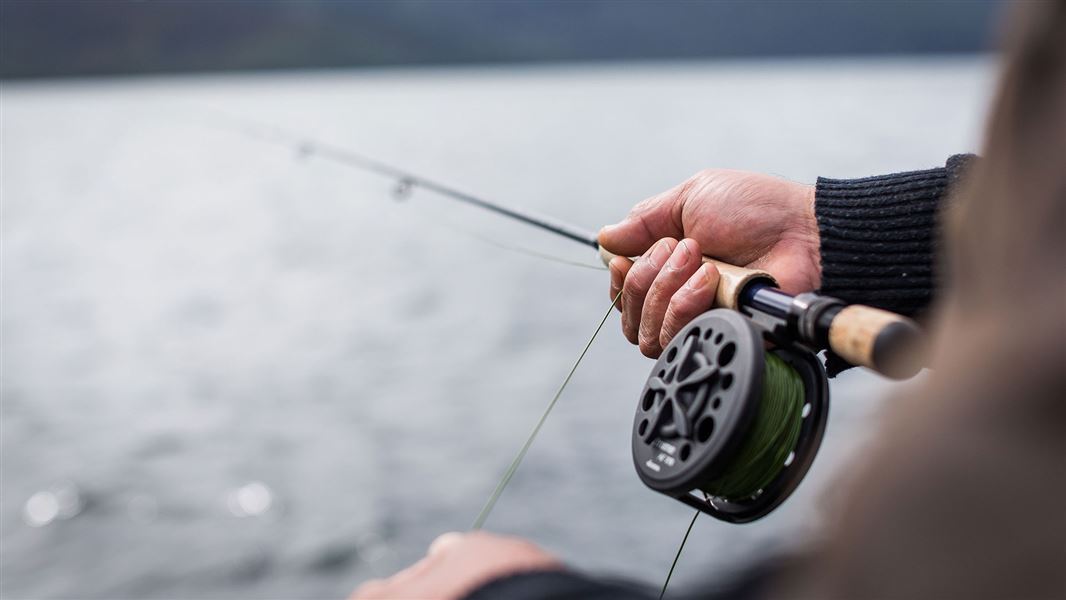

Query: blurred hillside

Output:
[1, 0, 1004, 80]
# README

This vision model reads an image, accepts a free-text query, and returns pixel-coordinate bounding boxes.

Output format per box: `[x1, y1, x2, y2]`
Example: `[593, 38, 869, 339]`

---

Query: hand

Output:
[600, 169, 820, 358]
[351, 531, 562, 600]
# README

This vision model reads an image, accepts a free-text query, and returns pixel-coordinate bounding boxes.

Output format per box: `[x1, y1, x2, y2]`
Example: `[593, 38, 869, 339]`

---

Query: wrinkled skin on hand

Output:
[351, 531, 561, 600]
[600, 169, 821, 358]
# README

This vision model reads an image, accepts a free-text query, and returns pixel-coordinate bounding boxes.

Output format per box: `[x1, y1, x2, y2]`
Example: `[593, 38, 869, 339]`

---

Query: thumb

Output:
[428, 532, 466, 556]
[598, 188, 685, 257]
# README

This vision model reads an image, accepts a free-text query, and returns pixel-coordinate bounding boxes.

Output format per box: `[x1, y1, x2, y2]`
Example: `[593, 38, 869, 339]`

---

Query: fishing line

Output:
[633, 308, 826, 516]
[471, 291, 621, 530]
[189, 108, 599, 247]
[702, 352, 804, 500]
[398, 197, 606, 271]
[655, 355, 803, 598]
[445, 226, 607, 271]
[659, 509, 700, 600]
[190, 107, 845, 595]
[192, 108, 606, 271]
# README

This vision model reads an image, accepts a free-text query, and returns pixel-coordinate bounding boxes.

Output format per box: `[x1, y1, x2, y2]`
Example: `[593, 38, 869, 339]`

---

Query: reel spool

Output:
[632, 309, 829, 523]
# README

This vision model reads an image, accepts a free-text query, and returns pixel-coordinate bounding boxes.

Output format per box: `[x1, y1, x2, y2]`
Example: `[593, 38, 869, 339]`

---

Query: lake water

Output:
[1, 57, 994, 599]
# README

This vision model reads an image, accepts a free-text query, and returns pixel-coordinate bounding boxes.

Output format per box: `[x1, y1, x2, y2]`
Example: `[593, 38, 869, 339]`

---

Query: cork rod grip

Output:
[598, 246, 776, 310]
[828, 304, 925, 379]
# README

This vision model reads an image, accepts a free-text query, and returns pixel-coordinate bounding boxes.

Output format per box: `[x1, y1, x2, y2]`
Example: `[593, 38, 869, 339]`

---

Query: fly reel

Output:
[632, 309, 829, 523]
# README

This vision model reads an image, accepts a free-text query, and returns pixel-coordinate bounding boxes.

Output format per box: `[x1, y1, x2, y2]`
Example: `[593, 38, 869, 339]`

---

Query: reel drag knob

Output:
[632, 310, 830, 523]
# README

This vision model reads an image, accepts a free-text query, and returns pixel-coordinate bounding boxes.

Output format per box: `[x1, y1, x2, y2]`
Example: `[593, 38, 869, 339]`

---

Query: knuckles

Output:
[659, 314, 679, 350]
[638, 320, 661, 358]
[693, 168, 717, 181]
[683, 169, 717, 195]
[656, 292, 690, 351]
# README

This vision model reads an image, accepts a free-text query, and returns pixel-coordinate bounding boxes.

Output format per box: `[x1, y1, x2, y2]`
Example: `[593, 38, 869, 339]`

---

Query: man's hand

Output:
[600, 169, 820, 358]
[351, 531, 561, 600]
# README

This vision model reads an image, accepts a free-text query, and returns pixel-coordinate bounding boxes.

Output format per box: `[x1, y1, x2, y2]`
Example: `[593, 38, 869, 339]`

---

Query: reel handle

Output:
[598, 246, 924, 379]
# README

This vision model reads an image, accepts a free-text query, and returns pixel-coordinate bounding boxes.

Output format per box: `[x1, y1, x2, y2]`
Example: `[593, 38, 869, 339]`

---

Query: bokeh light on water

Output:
[23, 491, 61, 528]
[22, 481, 83, 528]
[226, 482, 276, 518]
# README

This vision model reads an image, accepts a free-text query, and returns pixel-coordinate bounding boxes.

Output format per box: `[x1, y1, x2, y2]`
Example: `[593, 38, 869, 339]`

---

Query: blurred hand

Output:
[351, 531, 561, 600]
[600, 169, 820, 358]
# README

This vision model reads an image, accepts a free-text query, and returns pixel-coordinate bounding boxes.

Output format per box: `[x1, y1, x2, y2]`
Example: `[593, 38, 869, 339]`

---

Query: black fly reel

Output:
[632, 309, 829, 523]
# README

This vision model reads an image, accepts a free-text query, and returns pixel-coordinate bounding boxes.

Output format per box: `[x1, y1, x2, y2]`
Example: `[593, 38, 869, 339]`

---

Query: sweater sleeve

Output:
[815, 154, 975, 318]
[462, 557, 786, 600]
[463, 570, 655, 600]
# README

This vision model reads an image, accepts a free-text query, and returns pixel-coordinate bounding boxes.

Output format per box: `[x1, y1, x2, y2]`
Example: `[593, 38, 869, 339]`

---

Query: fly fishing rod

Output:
[386, 174, 923, 522]
[207, 114, 924, 524]
[306, 137, 925, 521]
[199, 111, 921, 377]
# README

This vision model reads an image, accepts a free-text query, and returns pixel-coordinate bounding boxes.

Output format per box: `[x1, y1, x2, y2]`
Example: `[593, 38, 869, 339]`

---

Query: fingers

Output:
[598, 182, 688, 257]
[660, 263, 720, 349]
[428, 532, 465, 556]
[621, 238, 677, 346]
[350, 579, 385, 599]
[352, 534, 459, 599]
[639, 239, 702, 357]
[352, 531, 561, 600]
[611, 237, 720, 357]
[608, 256, 632, 311]
[352, 536, 449, 599]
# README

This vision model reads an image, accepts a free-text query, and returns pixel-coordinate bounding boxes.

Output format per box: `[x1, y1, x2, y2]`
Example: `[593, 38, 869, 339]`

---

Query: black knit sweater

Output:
[461, 156, 975, 600]
[816, 154, 975, 318]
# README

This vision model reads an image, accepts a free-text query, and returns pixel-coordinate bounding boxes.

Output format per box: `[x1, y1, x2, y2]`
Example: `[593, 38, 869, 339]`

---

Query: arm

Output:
[464, 571, 655, 600]
[350, 159, 976, 600]
[816, 154, 975, 318]
[599, 157, 974, 361]
[348, 530, 770, 600]
[349, 531, 655, 600]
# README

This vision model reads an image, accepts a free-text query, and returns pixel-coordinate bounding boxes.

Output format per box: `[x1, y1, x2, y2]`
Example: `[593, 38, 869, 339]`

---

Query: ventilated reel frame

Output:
[631, 309, 829, 523]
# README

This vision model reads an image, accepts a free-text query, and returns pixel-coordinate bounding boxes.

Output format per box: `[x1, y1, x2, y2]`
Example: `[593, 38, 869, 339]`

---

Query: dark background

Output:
[1, 0, 1005, 80]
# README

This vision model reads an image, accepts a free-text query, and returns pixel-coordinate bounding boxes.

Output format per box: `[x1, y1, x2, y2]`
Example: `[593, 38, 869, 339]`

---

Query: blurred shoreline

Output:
[1, 1, 1002, 80]
[2, 52, 997, 89]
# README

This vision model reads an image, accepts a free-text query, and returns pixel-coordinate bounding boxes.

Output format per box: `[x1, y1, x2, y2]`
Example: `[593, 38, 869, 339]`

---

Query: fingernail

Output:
[648, 239, 672, 267]
[686, 264, 711, 289]
[667, 240, 690, 270]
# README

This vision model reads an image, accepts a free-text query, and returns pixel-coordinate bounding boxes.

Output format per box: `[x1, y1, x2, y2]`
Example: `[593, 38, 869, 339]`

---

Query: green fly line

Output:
[702, 352, 805, 500]
[471, 291, 621, 530]
[660, 353, 804, 598]
[659, 509, 700, 600]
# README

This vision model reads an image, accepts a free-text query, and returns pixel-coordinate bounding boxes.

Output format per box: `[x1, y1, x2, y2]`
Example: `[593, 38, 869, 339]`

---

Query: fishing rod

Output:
[204, 111, 922, 381]
[208, 112, 924, 518]
[210, 114, 928, 594]
[196, 112, 600, 248]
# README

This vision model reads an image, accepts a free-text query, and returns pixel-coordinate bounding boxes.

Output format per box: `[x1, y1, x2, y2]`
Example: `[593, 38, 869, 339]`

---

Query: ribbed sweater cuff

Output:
[814, 155, 973, 318]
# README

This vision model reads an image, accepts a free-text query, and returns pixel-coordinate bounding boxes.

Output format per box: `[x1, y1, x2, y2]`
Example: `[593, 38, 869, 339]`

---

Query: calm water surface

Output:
[2, 57, 993, 599]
